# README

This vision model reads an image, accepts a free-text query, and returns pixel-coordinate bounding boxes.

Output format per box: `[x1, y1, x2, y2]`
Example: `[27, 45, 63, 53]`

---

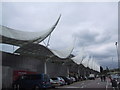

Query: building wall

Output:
[2, 66, 13, 88]
[2, 52, 44, 73]
[2, 52, 92, 88]
[2, 52, 68, 88]
[47, 62, 68, 77]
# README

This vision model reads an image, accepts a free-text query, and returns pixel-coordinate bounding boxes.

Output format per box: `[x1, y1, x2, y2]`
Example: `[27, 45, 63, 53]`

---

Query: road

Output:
[55, 78, 119, 90]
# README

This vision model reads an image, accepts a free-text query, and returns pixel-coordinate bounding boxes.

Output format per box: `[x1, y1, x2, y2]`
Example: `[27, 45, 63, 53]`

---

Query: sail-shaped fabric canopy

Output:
[94, 63, 100, 72]
[15, 43, 74, 60]
[92, 60, 95, 70]
[81, 54, 90, 68]
[87, 57, 100, 72]
[88, 57, 93, 69]
[71, 49, 86, 65]
[50, 41, 74, 59]
[96, 64, 100, 72]
[14, 43, 70, 63]
[15, 43, 54, 58]
[0, 15, 61, 46]
[15, 35, 74, 59]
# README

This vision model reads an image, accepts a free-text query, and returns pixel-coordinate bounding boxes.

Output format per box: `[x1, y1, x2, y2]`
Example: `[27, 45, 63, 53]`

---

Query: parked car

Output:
[12, 74, 52, 90]
[88, 74, 95, 80]
[82, 76, 88, 80]
[58, 77, 66, 85]
[59, 76, 73, 85]
[67, 77, 73, 83]
[70, 77, 76, 82]
[50, 79, 58, 88]
[73, 76, 79, 81]
[110, 74, 120, 88]
[51, 77, 65, 86]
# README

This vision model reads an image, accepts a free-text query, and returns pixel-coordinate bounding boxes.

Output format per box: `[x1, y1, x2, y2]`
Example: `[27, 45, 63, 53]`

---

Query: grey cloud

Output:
[98, 57, 118, 69]
[73, 29, 99, 46]
[1, 2, 118, 69]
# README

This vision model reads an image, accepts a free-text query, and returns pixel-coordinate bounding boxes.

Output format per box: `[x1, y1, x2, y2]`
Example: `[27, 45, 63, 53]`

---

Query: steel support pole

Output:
[115, 42, 119, 69]
[44, 61, 47, 74]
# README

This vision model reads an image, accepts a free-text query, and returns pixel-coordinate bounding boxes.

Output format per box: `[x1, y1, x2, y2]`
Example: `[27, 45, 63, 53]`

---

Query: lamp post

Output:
[115, 41, 119, 70]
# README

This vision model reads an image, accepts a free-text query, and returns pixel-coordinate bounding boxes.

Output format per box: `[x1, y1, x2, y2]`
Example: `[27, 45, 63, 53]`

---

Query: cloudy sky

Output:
[1, 2, 118, 69]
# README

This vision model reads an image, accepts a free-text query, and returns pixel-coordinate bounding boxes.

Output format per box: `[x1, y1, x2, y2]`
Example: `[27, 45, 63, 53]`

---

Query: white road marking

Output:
[65, 86, 79, 88]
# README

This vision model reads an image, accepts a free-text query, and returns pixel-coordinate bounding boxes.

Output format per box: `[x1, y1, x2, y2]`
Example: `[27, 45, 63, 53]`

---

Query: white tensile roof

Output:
[88, 57, 93, 69]
[71, 49, 86, 65]
[94, 63, 100, 72]
[0, 15, 61, 46]
[1, 25, 52, 41]
[81, 54, 90, 68]
[50, 41, 74, 59]
[1, 14, 75, 59]
[87, 57, 100, 72]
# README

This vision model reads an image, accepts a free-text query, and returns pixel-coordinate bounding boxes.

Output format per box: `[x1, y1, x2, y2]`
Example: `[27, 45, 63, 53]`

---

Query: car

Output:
[59, 76, 73, 85]
[58, 77, 66, 85]
[50, 79, 58, 88]
[88, 74, 95, 80]
[110, 74, 120, 88]
[73, 76, 79, 81]
[12, 74, 52, 90]
[67, 77, 73, 83]
[70, 77, 76, 82]
[51, 77, 65, 86]
[82, 76, 87, 80]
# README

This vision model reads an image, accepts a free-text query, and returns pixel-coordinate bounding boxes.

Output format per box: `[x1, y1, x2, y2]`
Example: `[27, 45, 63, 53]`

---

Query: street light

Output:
[115, 41, 119, 70]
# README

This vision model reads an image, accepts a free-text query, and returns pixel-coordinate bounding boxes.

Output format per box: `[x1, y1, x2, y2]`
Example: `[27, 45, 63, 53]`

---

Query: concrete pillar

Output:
[67, 67, 69, 77]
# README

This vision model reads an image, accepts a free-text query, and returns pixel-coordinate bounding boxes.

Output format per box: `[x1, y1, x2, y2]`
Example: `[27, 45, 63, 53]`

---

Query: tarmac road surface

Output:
[55, 78, 119, 90]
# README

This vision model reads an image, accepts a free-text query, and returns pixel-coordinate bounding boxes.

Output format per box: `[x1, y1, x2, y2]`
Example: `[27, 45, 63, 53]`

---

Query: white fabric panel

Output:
[81, 55, 89, 67]
[1, 25, 44, 40]
[87, 57, 100, 72]
[50, 41, 74, 59]
[92, 60, 95, 70]
[92, 61, 100, 72]
[0, 25, 53, 41]
[88, 57, 93, 69]
[96, 64, 100, 72]
[71, 49, 85, 65]
[0, 15, 61, 43]
[94, 62, 97, 71]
